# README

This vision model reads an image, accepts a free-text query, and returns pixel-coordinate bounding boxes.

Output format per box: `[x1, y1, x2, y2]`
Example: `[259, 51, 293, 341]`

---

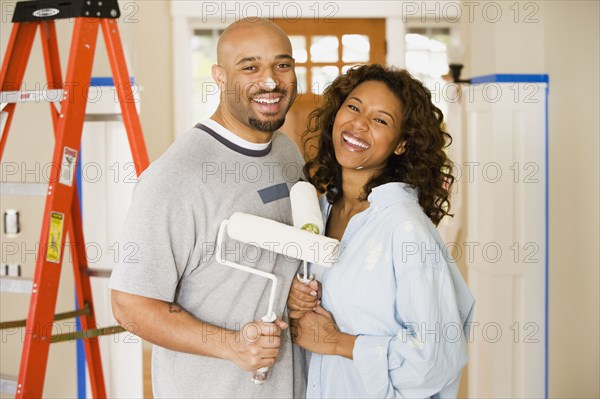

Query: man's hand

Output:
[287, 278, 321, 314]
[227, 318, 288, 372]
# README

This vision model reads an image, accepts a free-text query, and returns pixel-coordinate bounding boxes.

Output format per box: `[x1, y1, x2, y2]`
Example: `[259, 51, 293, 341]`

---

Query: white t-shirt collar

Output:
[202, 119, 271, 151]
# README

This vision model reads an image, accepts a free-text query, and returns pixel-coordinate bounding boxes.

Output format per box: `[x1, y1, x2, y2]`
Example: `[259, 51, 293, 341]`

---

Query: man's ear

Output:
[394, 141, 406, 155]
[212, 64, 226, 86]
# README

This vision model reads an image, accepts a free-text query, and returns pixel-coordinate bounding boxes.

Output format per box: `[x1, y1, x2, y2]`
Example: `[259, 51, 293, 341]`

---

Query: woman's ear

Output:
[394, 141, 406, 156]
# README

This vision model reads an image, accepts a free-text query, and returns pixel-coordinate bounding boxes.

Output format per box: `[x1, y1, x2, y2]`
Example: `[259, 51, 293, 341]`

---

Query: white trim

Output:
[386, 17, 405, 67]
[170, 1, 462, 19]
[172, 16, 194, 137]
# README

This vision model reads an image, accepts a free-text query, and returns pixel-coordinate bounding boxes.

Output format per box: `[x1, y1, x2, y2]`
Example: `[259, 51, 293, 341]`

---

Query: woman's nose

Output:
[352, 114, 369, 131]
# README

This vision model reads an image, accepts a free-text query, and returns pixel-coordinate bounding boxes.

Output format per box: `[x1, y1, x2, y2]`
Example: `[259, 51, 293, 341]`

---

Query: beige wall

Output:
[90, 0, 174, 161]
[544, 2, 600, 397]
[128, 0, 173, 161]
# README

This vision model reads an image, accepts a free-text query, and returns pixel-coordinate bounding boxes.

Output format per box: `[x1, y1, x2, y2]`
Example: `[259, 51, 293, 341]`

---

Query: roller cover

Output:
[290, 181, 324, 235]
[227, 212, 339, 267]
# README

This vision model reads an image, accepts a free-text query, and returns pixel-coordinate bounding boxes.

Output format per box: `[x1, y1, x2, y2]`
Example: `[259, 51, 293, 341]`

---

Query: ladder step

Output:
[0, 276, 33, 294]
[12, 0, 121, 23]
[0, 374, 17, 394]
[83, 268, 112, 278]
[0, 89, 63, 104]
[1, 183, 47, 196]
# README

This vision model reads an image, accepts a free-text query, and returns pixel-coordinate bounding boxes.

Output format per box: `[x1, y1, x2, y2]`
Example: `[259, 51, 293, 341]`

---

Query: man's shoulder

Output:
[271, 131, 303, 162]
[271, 130, 295, 147]
[136, 129, 217, 188]
[155, 128, 226, 168]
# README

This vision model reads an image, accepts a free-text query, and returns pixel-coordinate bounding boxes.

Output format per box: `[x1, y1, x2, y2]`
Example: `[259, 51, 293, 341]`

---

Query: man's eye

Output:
[277, 63, 291, 69]
[243, 66, 256, 71]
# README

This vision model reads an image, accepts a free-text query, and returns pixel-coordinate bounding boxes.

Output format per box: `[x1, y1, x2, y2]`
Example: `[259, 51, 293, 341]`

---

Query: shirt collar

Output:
[320, 182, 419, 223]
[367, 182, 419, 209]
[202, 119, 271, 151]
[196, 119, 272, 157]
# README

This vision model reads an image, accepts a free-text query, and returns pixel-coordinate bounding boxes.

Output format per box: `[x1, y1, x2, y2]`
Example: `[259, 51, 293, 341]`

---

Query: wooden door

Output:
[274, 19, 386, 159]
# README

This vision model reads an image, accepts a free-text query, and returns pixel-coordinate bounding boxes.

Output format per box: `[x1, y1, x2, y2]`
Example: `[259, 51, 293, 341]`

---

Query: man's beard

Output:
[247, 86, 295, 132]
[248, 116, 286, 132]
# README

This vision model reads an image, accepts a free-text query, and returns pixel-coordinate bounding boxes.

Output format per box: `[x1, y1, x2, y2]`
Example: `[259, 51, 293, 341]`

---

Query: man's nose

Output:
[262, 76, 277, 91]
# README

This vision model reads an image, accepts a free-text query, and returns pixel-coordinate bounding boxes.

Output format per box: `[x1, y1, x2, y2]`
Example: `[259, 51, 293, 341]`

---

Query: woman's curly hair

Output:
[303, 64, 454, 226]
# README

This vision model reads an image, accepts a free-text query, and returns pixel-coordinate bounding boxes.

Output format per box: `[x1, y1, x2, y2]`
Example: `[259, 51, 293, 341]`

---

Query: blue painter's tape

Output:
[471, 74, 549, 84]
[75, 157, 85, 398]
[257, 183, 290, 204]
[544, 83, 549, 399]
[90, 76, 135, 86]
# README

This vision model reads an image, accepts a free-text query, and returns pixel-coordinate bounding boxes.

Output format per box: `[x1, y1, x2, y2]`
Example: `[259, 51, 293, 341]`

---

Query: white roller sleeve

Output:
[290, 181, 324, 235]
[227, 212, 339, 267]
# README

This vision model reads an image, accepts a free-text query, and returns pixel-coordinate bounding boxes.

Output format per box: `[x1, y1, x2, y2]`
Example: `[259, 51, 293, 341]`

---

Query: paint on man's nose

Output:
[264, 77, 276, 91]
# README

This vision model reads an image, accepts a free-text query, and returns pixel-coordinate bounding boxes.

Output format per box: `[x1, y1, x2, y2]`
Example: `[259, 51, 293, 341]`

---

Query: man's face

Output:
[215, 27, 297, 134]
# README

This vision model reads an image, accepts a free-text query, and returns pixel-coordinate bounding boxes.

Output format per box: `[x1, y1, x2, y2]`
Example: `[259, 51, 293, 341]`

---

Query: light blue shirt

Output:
[307, 182, 475, 398]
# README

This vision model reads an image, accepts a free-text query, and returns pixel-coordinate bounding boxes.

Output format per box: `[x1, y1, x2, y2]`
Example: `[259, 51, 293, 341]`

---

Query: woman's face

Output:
[332, 80, 404, 174]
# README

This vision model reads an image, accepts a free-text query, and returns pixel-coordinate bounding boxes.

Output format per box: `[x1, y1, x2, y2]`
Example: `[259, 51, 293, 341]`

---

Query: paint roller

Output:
[215, 210, 339, 384]
[290, 181, 325, 283]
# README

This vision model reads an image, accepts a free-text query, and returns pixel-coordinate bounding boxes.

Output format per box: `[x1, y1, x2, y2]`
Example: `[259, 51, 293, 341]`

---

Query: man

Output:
[110, 18, 306, 397]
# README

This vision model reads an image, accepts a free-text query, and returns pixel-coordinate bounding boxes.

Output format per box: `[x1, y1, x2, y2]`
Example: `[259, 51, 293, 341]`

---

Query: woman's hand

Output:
[289, 305, 357, 359]
[287, 278, 321, 314]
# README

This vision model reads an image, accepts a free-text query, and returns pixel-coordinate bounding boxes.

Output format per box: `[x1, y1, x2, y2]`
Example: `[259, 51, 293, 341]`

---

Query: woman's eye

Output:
[374, 118, 388, 125]
[348, 104, 359, 112]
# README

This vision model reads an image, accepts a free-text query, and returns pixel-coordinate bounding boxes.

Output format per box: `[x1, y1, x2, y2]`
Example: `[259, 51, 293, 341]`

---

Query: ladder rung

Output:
[83, 268, 112, 278]
[1, 183, 47, 197]
[0, 89, 63, 104]
[0, 306, 90, 330]
[0, 374, 17, 394]
[51, 325, 125, 343]
[0, 276, 33, 294]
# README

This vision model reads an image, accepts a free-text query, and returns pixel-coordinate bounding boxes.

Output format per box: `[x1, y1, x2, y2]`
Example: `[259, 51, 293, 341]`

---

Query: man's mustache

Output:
[250, 87, 287, 96]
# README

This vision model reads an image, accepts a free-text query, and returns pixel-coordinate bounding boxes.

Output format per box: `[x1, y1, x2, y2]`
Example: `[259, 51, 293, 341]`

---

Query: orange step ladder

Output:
[0, 0, 149, 397]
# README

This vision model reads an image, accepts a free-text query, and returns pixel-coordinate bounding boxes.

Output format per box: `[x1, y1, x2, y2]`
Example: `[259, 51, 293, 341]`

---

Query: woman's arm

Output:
[348, 230, 470, 398]
[289, 305, 356, 358]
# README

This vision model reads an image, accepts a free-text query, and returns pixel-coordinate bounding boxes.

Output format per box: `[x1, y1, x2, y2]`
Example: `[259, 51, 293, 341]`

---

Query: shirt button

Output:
[313, 384, 316, 389]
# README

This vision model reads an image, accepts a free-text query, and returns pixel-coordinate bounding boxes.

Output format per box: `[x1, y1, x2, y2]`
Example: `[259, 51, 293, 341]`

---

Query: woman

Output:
[288, 64, 475, 398]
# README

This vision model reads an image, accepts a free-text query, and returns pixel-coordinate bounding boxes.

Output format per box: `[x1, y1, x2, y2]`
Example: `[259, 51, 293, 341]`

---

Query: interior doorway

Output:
[273, 19, 386, 159]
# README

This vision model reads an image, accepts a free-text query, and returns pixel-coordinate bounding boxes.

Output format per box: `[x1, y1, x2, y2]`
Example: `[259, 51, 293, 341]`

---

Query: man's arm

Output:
[111, 289, 287, 371]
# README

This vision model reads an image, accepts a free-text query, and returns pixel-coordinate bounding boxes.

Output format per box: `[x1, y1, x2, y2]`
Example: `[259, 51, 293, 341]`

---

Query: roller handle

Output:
[251, 312, 277, 384]
[296, 260, 313, 285]
[296, 222, 318, 284]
